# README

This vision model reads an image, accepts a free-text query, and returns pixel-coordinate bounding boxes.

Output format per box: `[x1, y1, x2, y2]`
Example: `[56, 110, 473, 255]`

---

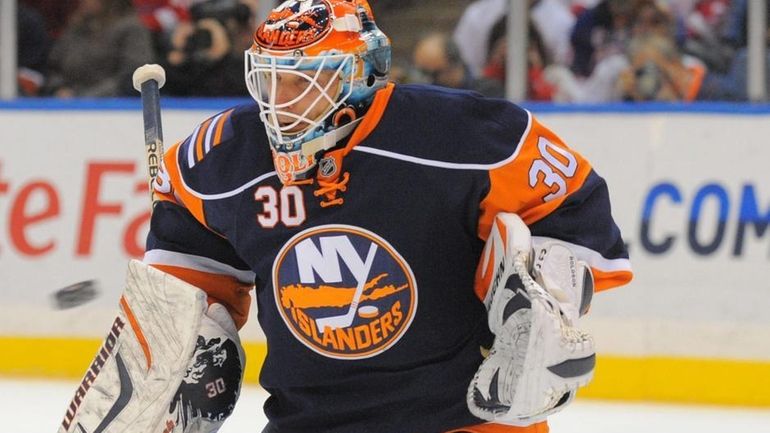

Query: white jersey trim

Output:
[204, 112, 225, 154]
[186, 112, 226, 168]
[186, 125, 202, 168]
[352, 110, 532, 170]
[532, 236, 632, 273]
[176, 142, 278, 200]
[143, 249, 256, 284]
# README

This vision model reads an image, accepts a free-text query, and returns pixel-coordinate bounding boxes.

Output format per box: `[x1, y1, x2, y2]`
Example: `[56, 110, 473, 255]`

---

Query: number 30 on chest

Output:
[254, 185, 307, 228]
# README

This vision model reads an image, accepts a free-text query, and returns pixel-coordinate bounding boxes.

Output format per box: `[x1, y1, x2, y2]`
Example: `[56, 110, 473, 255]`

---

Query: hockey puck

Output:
[52, 280, 99, 310]
[357, 305, 379, 319]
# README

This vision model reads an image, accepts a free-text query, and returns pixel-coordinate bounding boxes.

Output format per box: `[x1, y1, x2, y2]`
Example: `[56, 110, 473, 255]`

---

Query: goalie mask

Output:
[245, 0, 391, 183]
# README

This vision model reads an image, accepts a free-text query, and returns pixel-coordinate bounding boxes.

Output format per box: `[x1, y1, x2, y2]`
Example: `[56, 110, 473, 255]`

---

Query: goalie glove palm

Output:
[467, 214, 595, 426]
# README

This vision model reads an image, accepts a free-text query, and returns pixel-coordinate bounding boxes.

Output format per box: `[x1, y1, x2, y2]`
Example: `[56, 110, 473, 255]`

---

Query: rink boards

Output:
[1, 100, 769, 406]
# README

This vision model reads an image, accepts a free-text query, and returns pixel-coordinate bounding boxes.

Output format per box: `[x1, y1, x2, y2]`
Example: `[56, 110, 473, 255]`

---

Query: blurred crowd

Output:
[14, 0, 769, 101]
[411, 0, 768, 102]
[17, 0, 256, 97]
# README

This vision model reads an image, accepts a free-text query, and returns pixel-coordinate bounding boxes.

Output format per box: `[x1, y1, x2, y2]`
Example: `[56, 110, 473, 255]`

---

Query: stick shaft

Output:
[139, 79, 164, 206]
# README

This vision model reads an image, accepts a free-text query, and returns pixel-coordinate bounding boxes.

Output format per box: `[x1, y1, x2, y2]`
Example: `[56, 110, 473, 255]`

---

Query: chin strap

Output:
[294, 116, 363, 208]
[300, 117, 363, 158]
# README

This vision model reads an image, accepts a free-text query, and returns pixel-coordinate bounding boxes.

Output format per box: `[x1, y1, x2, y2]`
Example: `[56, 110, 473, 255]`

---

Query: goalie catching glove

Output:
[58, 260, 245, 433]
[467, 213, 595, 426]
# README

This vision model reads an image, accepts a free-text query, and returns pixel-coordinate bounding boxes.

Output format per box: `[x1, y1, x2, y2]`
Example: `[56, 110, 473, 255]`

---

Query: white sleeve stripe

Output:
[532, 236, 632, 273]
[352, 111, 532, 171]
[204, 113, 223, 153]
[187, 125, 202, 168]
[143, 249, 256, 284]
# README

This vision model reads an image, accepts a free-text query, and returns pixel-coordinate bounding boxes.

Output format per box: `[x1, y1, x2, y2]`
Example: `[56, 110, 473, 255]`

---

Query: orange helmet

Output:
[245, 0, 390, 183]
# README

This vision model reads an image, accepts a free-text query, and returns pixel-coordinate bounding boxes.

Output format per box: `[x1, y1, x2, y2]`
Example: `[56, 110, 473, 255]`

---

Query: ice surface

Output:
[9, 378, 770, 433]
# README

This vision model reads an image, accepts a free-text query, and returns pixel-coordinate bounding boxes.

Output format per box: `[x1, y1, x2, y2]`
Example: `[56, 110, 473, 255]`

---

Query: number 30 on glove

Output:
[467, 213, 595, 426]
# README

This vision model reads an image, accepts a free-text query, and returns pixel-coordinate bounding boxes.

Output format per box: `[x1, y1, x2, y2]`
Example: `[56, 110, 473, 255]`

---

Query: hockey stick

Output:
[53, 65, 166, 310]
[132, 64, 166, 206]
[53, 66, 166, 311]
[51, 67, 165, 310]
[315, 243, 378, 331]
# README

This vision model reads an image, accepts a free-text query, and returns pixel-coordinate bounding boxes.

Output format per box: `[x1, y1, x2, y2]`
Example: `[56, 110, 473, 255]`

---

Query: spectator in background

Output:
[544, 52, 629, 102]
[546, 0, 680, 102]
[570, 0, 641, 77]
[132, 0, 191, 59]
[454, 0, 601, 78]
[162, 0, 254, 96]
[480, 16, 557, 100]
[412, 32, 475, 89]
[697, 0, 770, 100]
[44, 0, 154, 97]
[721, 0, 749, 48]
[133, 0, 190, 34]
[632, 0, 677, 37]
[18, 4, 51, 96]
[452, 0, 508, 78]
[20, 0, 80, 39]
[615, 3, 707, 102]
[530, 0, 577, 66]
[681, 0, 734, 73]
[411, 32, 507, 97]
[616, 34, 705, 101]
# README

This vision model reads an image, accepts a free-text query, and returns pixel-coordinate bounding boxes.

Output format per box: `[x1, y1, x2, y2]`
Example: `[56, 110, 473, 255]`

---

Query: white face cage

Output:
[245, 50, 357, 151]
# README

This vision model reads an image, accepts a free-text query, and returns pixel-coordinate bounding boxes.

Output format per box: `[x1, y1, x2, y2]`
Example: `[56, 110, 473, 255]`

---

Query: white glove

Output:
[531, 240, 594, 324]
[467, 214, 595, 426]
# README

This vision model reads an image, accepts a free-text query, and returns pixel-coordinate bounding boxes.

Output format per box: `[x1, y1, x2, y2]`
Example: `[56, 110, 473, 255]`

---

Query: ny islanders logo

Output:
[273, 225, 417, 359]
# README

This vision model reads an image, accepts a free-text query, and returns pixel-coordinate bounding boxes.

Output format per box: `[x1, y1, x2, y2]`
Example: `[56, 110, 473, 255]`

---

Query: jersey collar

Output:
[341, 82, 395, 156]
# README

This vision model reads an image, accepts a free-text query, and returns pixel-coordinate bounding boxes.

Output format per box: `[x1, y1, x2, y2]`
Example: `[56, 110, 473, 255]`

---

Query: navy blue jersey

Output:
[145, 83, 632, 433]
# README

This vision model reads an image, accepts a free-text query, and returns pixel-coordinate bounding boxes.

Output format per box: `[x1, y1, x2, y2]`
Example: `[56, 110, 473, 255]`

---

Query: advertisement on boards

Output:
[1, 108, 769, 359]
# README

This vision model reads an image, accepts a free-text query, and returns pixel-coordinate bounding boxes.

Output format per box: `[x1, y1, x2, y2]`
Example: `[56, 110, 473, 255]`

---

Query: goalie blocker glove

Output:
[58, 260, 245, 433]
[467, 213, 595, 426]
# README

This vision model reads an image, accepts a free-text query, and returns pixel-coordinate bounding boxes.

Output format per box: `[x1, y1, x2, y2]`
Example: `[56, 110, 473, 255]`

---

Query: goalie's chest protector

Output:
[192, 85, 532, 432]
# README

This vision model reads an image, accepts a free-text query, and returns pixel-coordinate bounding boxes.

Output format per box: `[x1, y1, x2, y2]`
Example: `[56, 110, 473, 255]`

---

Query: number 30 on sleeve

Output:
[528, 137, 578, 203]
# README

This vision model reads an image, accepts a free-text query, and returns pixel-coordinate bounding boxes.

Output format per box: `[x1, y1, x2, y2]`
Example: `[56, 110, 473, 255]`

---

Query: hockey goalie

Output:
[58, 0, 632, 431]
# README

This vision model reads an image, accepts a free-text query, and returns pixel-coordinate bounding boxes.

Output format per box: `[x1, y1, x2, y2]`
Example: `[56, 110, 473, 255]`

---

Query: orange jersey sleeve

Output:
[476, 114, 632, 299]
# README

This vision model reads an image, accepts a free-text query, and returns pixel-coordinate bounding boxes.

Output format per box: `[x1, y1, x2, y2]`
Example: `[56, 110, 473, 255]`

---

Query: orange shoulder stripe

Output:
[213, 109, 234, 146]
[150, 264, 253, 330]
[195, 118, 214, 163]
[343, 82, 395, 155]
[163, 141, 207, 226]
[478, 115, 593, 240]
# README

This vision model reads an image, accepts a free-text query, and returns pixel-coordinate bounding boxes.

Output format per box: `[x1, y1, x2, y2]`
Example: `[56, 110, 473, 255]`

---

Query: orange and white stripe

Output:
[143, 249, 256, 284]
[144, 249, 255, 329]
[187, 109, 234, 168]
